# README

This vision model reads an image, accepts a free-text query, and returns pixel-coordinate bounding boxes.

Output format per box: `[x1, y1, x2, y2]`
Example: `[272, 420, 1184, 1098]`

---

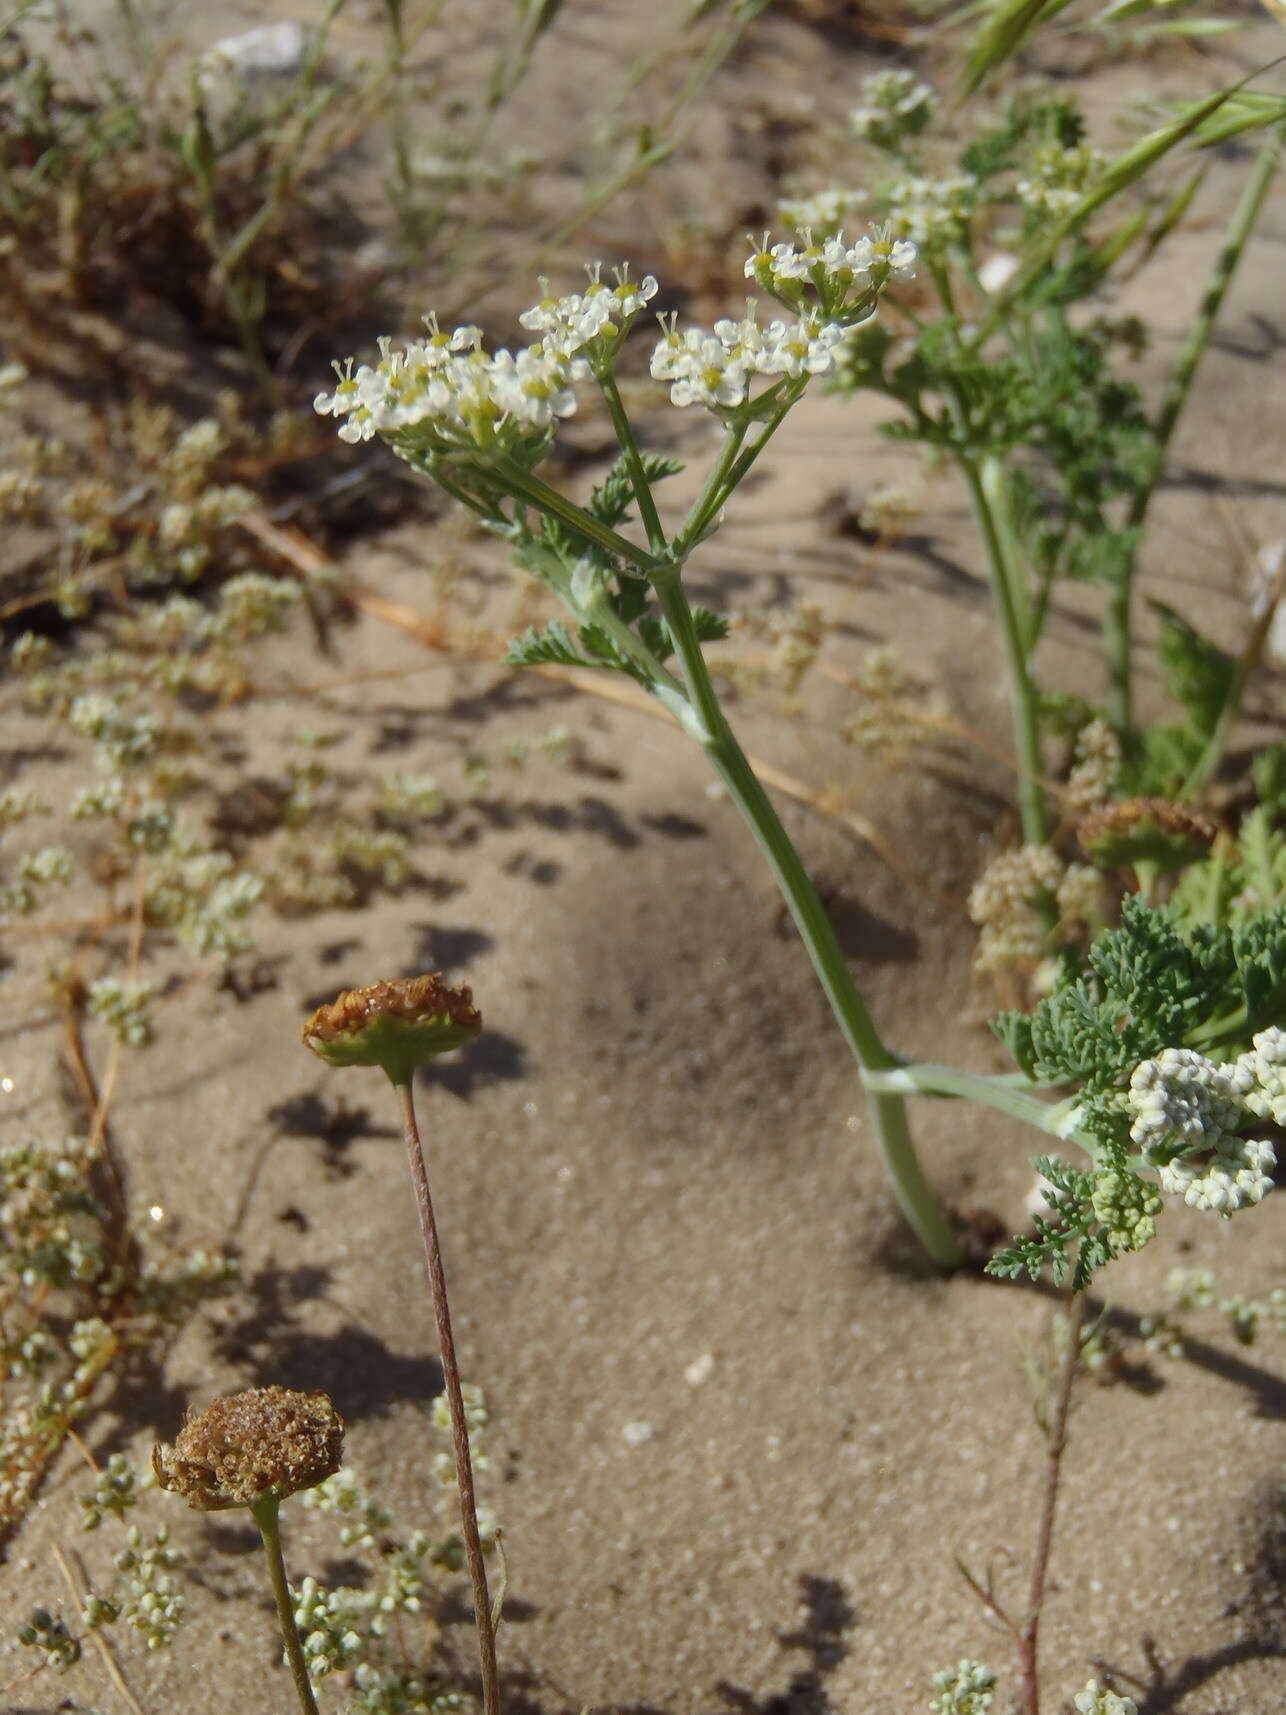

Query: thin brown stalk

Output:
[52, 1541, 147, 1715]
[397, 1081, 500, 1715]
[1016, 1291, 1087, 1715]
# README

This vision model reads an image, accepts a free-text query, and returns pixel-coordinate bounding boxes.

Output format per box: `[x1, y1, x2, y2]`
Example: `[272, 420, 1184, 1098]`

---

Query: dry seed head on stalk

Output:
[153, 1386, 344, 1510]
[1077, 797, 1217, 873]
[301, 974, 481, 1085]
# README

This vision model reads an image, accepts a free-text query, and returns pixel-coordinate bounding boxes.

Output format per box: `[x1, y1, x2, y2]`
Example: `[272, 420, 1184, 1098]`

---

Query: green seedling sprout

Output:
[302, 974, 500, 1715]
[153, 1385, 346, 1715]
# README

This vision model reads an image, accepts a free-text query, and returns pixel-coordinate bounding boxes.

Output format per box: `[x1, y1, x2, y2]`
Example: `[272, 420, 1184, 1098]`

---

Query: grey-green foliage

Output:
[990, 894, 1286, 1285]
[502, 450, 729, 680]
[1170, 759, 1286, 927]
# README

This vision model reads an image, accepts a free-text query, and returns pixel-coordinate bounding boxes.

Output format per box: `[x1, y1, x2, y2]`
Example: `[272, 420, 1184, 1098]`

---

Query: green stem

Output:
[595, 365, 668, 552]
[980, 452, 1033, 651]
[492, 457, 661, 575]
[249, 1495, 321, 1715]
[1112, 124, 1282, 735]
[653, 577, 962, 1267]
[671, 391, 801, 559]
[860, 1063, 1094, 1152]
[672, 421, 751, 557]
[960, 454, 1047, 845]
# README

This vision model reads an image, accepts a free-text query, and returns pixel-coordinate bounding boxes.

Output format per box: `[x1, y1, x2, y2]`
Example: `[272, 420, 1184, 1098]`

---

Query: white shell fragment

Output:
[200, 22, 307, 84]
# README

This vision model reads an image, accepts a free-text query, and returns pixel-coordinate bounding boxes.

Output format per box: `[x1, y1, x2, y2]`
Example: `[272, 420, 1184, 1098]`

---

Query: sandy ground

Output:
[2, 4, 1286, 1713]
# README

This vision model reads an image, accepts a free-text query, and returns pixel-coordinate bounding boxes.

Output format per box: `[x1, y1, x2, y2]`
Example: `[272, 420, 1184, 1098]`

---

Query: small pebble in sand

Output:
[621, 1421, 654, 1448]
[684, 1352, 715, 1387]
[201, 22, 306, 84]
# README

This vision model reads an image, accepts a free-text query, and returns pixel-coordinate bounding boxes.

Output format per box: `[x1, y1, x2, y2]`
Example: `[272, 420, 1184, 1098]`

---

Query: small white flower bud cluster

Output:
[17, 1606, 81, 1672]
[848, 69, 938, 151]
[71, 779, 126, 820]
[1066, 717, 1122, 817]
[214, 571, 304, 642]
[344, 1662, 457, 1713]
[145, 842, 263, 961]
[11, 629, 55, 672]
[1015, 141, 1104, 218]
[301, 1466, 389, 1551]
[1240, 1024, 1286, 1124]
[887, 174, 978, 249]
[16, 844, 75, 885]
[0, 788, 48, 830]
[379, 771, 443, 819]
[968, 843, 1064, 974]
[164, 416, 225, 486]
[80, 1450, 140, 1529]
[1073, 1682, 1137, 1715]
[87, 977, 159, 1048]
[115, 1524, 185, 1649]
[294, 1575, 368, 1676]
[68, 693, 162, 770]
[778, 187, 866, 237]
[1127, 1033, 1284, 1215]
[929, 1658, 996, 1714]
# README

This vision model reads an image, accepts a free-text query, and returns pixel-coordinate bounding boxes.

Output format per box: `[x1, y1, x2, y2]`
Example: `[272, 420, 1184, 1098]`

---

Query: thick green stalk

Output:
[249, 1495, 321, 1715]
[1110, 125, 1282, 734]
[654, 577, 962, 1267]
[960, 455, 1047, 845]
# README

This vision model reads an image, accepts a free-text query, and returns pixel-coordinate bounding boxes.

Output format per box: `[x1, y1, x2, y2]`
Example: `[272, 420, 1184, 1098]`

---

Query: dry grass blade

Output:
[52, 1541, 148, 1715]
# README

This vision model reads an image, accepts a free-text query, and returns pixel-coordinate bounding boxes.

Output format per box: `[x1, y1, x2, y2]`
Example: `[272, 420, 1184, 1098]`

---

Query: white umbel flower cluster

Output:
[314, 265, 658, 450]
[650, 307, 847, 410]
[778, 187, 866, 237]
[848, 68, 938, 151]
[314, 324, 585, 448]
[1015, 140, 1104, 217]
[649, 227, 915, 414]
[1127, 1035, 1283, 1216]
[745, 229, 917, 301]
[517, 263, 659, 358]
[888, 174, 978, 248]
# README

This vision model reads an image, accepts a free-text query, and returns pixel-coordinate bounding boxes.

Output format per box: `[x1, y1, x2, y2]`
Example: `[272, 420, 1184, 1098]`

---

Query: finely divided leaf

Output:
[504, 621, 597, 669]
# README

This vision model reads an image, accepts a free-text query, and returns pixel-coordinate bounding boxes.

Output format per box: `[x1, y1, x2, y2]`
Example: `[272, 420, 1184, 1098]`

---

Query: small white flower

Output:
[978, 252, 1020, 294]
[778, 187, 866, 236]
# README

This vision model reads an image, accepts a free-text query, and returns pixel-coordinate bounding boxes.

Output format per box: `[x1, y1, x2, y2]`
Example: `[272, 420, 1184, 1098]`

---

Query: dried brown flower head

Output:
[301, 974, 481, 1085]
[153, 1386, 344, 1511]
[1077, 797, 1217, 873]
